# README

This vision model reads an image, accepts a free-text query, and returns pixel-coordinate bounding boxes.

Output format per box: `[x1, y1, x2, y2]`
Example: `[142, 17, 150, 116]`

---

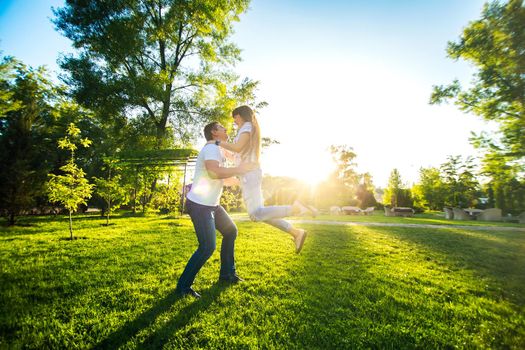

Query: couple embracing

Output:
[176, 106, 317, 298]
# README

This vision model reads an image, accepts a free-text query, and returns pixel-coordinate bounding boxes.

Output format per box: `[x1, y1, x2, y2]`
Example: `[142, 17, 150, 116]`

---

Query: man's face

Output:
[213, 124, 228, 141]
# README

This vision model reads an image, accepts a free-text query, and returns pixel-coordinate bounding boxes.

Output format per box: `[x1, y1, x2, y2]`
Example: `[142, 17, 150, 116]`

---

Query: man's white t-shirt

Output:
[186, 144, 225, 206]
[233, 122, 257, 165]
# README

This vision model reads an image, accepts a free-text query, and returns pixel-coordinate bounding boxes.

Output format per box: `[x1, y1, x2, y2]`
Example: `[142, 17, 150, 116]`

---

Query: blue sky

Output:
[0, 0, 491, 186]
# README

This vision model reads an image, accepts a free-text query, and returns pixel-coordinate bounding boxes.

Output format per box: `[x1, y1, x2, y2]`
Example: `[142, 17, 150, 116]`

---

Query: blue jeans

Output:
[241, 168, 292, 233]
[177, 199, 238, 291]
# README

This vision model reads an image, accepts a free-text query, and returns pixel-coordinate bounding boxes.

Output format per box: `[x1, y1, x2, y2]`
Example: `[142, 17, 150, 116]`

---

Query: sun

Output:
[261, 147, 334, 187]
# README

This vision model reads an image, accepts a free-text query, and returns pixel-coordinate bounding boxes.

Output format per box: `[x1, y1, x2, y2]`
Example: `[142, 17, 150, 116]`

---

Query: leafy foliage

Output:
[93, 158, 130, 225]
[411, 167, 447, 210]
[220, 185, 244, 212]
[53, 0, 254, 146]
[440, 155, 480, 208]
[412, 156, 481, 210]
[430, 0, 524, 179]
[0, 58, 59, 224]
[383, 169, 414, 208]
[479, 152, 525, 214]
[46, 123, 94, 239]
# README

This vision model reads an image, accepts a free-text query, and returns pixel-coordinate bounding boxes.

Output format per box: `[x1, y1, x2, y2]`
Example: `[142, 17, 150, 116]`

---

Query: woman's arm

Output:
[219, 132, 250, 153]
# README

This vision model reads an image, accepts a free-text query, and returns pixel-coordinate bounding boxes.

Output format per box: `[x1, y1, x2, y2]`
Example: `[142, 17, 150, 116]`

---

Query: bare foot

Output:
[292, 200, 318, 217]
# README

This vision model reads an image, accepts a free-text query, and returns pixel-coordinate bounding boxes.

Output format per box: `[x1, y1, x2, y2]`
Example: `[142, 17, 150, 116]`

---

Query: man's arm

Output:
[205, 160, 254, 179]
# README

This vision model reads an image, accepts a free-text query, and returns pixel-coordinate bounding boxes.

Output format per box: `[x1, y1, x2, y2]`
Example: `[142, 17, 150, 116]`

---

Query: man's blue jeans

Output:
[177, 199, 238, 291]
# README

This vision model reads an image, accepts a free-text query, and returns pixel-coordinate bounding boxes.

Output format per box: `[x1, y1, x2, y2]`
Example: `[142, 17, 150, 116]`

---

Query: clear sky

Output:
[0, 0, 491, 187]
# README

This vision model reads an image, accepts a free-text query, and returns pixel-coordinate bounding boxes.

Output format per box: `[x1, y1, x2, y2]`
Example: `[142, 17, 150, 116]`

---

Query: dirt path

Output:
[233, 216, 525, 232]
[289, 219, 525, 232]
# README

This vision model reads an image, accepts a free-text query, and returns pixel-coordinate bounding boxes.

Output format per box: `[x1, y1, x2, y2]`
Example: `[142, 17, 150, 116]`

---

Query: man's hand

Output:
[238, 162, 258, 174]
[223, 177, 240, 187]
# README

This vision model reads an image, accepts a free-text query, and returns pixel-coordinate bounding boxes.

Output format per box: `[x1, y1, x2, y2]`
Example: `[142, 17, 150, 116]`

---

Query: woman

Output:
[213, 105, 317, 253]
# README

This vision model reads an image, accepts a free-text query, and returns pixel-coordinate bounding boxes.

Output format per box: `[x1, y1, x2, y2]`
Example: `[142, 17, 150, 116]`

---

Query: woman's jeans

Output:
[241, 168, 292, 233]
[177, 199, 238, 291]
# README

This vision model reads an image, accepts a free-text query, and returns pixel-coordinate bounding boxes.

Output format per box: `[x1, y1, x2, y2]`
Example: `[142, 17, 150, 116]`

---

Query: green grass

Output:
[1, 213, 524, 348]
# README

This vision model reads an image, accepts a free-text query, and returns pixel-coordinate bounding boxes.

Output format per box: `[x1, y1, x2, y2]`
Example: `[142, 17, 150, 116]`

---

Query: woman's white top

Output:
[233, 122, 257, 165]
[186, 144, 225, 206]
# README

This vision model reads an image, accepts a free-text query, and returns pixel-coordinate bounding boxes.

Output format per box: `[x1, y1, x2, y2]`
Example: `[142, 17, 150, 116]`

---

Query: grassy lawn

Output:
[1, 213, 524, 348]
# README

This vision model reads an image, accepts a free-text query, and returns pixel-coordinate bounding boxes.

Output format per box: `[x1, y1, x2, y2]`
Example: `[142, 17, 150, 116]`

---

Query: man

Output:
[176, 122, 255, 298]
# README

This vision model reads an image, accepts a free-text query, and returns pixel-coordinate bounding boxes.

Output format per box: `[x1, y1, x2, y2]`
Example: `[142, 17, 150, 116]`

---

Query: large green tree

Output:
[383, 169, 411, 208]
[479, 152, 525, 214]
[0, 58, 57, 224]
[440, 155, 480, 208]
[53, 0, 252, 147]
[411, 167, 446, 210]
[0, 56, 22, 116]
[430, 0, 524, 165]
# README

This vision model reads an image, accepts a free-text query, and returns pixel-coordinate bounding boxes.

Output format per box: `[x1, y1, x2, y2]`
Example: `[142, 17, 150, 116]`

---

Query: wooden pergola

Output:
[117, 148, 198, 213]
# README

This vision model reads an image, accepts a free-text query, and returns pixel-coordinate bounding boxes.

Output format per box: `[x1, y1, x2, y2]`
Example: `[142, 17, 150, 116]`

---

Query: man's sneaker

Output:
[177, 287, 201, 299]
[219, 274, 245, 284]
[294, 229, 307, 254]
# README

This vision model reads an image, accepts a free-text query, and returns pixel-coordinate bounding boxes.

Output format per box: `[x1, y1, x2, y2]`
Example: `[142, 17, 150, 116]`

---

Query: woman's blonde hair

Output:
[232, 105, 260, 163]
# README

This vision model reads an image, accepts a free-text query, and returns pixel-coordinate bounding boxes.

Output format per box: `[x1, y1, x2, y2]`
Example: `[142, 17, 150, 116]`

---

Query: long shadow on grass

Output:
[96, 283, 228, 349]
[276, 224, 505, 348]
[381, 226, 525, 305]
[278, 225, 427, 348]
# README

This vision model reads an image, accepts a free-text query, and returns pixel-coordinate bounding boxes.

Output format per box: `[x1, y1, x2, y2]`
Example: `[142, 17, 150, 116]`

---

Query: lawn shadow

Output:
[96, 283, 228, 349]
[274, 225, 389, 348]
[275, 224, 518, 348]
[380, 226, 525, 305]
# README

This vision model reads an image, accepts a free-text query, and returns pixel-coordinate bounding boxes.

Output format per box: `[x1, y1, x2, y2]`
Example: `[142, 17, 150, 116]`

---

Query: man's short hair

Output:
[204, 122, 220, 141]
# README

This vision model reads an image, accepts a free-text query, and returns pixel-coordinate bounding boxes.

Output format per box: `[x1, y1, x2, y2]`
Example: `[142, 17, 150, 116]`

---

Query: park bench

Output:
[342, 206, 362, 215]
[384, 207, 414, 217]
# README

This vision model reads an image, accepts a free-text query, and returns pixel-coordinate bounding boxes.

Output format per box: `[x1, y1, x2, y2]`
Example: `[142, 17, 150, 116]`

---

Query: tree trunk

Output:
[133, 166, 139, 213]
[69, 210, 73, 240]
[8, 211, 16, 226]
[147, 177, 157, 204]
[106, 198, 110, 226]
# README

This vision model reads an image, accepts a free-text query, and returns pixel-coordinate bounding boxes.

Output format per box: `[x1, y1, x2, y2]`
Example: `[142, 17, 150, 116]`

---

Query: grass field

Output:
[1, 213, 524, 349]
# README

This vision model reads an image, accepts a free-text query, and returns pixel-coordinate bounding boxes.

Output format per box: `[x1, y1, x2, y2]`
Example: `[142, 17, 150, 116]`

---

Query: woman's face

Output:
[233, 114, 244, 128]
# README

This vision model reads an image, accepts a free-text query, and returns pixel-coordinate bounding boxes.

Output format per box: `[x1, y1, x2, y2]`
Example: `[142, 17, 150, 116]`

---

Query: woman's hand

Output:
[238, 162, 258, 174]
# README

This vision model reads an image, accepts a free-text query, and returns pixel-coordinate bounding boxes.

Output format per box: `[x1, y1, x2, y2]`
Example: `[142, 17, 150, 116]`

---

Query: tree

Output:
[355, 172, 378, 209]
[93, 158, 129, 225]
[0, 56, 22, 116]
[0, 58, 57, 225]
[479, 152, 525, 214]
[440, 155, 480, 208]
[53, 1, 262, 209]
[412, 167, 446, 210]
[430, 0, 524, 166]
[220, 185, 243, 212]
[384, 169, 402, 207]
[326, 145, 359, 205]
[46, 123, 94, 239]
[53, 0, 252, 146]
